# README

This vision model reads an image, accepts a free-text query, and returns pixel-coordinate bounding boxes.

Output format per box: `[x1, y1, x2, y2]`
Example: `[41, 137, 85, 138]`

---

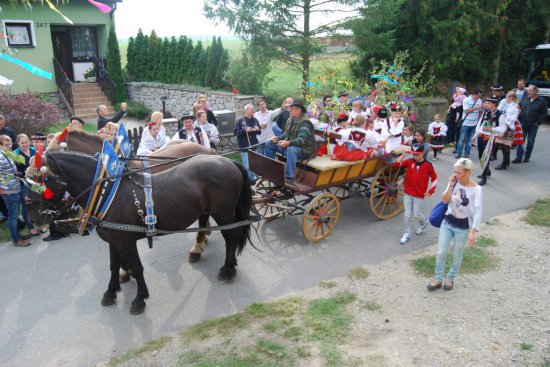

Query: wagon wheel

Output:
[252, 178, 284, 221]
[369, 165, 405, 219]
[302, 192, 340, 243]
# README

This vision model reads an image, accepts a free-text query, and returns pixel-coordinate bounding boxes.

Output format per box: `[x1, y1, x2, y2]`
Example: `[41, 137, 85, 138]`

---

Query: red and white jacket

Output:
[394, 159, 438, 198]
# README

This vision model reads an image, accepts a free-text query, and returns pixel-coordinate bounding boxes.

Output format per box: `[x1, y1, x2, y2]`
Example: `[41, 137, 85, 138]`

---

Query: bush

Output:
[0, 91, 59, 134]
[125, 101, 150, 120]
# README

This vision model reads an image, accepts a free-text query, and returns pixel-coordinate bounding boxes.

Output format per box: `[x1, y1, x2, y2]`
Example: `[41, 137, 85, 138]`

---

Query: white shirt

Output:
[385, 118, 404, 152]
[195, 121, 220, 145]
[254, 109, 277, 143]
[461, 96, 483, 127]
[172, 127, 211, 148]
[140, 125, 167, 143]
[428, 121, 448, 136]
[502, 101, 519, 129]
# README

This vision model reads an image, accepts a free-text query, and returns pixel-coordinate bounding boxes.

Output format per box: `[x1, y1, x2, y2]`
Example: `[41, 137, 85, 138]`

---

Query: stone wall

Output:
[125, 82, 260, 121]
[125, 82, 262, 152]
[414, 97, 450, 126]
[41, 91, 70, 118]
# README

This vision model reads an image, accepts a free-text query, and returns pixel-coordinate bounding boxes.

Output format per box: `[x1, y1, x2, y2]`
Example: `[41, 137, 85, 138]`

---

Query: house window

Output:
[71, 27, 98, 60]
[2, 20, 36, 47]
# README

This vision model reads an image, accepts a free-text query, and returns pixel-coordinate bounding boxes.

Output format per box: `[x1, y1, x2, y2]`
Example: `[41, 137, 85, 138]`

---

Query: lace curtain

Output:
[71, 27, 97, 60]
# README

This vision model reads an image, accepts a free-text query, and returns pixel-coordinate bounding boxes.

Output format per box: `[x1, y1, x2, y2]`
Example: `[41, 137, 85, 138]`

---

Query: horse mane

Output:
[46, 128, 104, 153]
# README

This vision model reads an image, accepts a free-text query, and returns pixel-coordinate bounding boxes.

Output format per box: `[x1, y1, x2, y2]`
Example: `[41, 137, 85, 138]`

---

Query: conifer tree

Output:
[182, 39, 194, 82]
[214, 49, 230, 89]
[125, 36, 135, 80]
[133, 29, 146, 80]
[146, 30, 161, 81]
[106, 27, 127, 103]
[174, 36, 187, 84]
[204, 44, 214, 86]
[197, 44, 208, 85]
[187, 40, 204, 84]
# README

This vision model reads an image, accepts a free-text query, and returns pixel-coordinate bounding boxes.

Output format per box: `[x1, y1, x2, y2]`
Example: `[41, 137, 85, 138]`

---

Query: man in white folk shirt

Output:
[172, 114, 210, 148]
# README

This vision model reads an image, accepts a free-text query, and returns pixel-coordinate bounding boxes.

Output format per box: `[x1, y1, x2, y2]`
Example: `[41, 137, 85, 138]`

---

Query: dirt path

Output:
[99, 209, 550, 367]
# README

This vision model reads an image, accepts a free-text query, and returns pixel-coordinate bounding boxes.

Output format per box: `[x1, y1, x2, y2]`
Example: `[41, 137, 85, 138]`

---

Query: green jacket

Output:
[276, 114, 315, 157]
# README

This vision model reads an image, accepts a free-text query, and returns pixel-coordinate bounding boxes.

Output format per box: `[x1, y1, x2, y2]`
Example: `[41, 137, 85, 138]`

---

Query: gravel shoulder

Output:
[98, 209, 550, 367]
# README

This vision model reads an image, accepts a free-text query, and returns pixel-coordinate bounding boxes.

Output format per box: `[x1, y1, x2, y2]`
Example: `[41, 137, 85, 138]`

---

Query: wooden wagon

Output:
[249, 149, 406, 242]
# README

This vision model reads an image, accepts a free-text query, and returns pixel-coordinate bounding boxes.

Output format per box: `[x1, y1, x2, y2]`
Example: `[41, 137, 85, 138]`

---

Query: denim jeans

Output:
[19, 183, 34, 230]
[272, 125, 283, 136]
[2, 193, 21, 242]
[455, 124, 476, 157]
[239, 151, 258, 182]
[255, 143, 266, 156]
[515, 124, 539, 160]
[265, 142, 308, 179]
[435, 219, 470, 282]
[403, 194, 426, 235]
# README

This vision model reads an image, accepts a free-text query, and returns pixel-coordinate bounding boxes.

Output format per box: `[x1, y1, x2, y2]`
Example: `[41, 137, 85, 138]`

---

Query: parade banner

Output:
[479, 134, 494, 172]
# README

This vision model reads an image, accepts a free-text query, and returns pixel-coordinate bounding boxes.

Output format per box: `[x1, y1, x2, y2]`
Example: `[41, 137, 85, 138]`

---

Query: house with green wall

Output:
[1, 0, 122, 117]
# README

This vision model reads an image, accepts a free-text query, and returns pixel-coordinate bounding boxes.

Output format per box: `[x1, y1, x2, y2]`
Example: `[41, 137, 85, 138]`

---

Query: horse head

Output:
[26, 153, 77, 232]
[44, 151, 98, 207]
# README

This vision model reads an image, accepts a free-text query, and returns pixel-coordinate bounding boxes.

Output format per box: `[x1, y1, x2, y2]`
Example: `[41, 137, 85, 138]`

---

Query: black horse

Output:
[44, 151, 253, 314]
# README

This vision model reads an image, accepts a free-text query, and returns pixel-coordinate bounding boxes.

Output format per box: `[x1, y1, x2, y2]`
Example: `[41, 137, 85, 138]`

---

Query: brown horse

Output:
[44, 150, 253, 314]
[41, 129, 215, 259]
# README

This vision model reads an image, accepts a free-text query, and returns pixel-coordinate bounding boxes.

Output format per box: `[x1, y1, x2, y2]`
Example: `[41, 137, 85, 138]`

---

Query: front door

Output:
[51, 30, 74, 80]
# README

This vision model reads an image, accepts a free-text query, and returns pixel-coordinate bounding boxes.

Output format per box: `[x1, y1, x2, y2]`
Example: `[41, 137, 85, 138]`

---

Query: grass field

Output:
[264, 54, 352, 102]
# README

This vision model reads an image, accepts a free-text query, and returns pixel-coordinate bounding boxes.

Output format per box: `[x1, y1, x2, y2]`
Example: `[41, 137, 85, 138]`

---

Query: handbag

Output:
[429, 201, 448, 228]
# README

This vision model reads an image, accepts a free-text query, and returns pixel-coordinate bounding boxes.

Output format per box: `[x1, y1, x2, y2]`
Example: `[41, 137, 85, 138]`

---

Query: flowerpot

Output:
[86, 77, 96, 83]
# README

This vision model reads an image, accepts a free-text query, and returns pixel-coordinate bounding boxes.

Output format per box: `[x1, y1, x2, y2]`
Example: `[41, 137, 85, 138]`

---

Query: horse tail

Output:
[232, 161, 252, 255]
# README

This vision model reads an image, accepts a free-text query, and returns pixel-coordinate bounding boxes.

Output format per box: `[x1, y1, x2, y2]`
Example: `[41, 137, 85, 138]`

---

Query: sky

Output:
[114, 0, 357, 41]
[114, 0, 233, 40]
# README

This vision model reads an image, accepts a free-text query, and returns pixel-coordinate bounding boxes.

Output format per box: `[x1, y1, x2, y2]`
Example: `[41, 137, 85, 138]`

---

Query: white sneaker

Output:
[431, 156, 437, 161]
[400, 233, 410, 245]
[416, 222, 428, 235]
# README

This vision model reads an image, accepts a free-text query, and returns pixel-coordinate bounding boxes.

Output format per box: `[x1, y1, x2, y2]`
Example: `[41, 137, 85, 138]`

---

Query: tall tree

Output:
[204, 0, 363, 95]
[145, 30, 161, 81]
[106, 27, 127, 103]
[174, 36, 188, 83]
[187, 40, 204, 84]
[164, 36, 178, 84]
[125, 36, 136, 79]
[214, 49, 230, 89]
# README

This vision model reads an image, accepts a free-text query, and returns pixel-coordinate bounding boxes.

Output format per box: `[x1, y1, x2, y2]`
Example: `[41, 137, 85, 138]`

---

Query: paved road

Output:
[1, 126, 549, 367]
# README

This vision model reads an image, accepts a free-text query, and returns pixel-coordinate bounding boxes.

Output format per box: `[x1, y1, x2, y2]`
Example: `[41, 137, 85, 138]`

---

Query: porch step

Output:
[72, 82, 103, 90]
[70, 81, 115, 120]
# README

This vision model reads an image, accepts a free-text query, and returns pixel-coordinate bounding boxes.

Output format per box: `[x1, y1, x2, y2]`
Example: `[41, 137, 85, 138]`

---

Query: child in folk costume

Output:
[331, 115, 378, 161]
[141, 111, 167, 145]
[372, 106, 387, 134]
[413, 128, 430, 161]
[403, 124, 414, 146]
[495, 91, 520, 170]
[348, 100, 369, 125]
[317, 113, 349, 157]
[385, 104, 405, 153]
[428, 114, 448, 160]
[394, 143, 438, 245]
[137, 122, 167, 155]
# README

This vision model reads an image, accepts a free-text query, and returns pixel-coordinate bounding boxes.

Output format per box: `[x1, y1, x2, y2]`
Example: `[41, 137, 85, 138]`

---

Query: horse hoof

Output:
[217, 268, 237, 281]
[119, 272, 131, 284]
[101, 296, 116, 306]
[188, 253, 201, 263]
[130, 302, 146, 315]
